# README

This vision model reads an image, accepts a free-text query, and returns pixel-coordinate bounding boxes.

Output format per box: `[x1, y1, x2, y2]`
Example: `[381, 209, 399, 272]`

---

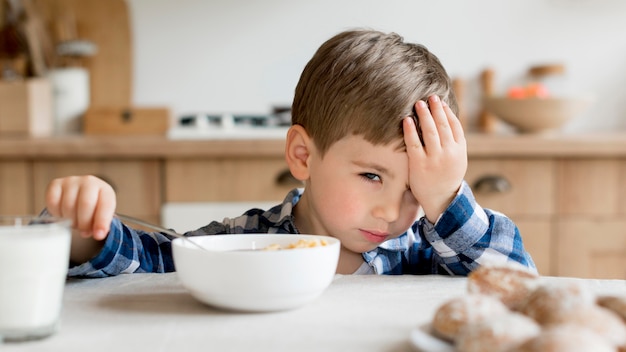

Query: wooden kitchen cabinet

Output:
[556, 219, 626, 279]
[0, 161, 32, 215]
[165, 157, 299, 203]
[466, 139, 626, 279]
[556, 159, 625, 216]
[465, 159, 555, 275]
[465, 159, 555, 216]
[0, 134, 625, 279]
[554, 158, 626, 279]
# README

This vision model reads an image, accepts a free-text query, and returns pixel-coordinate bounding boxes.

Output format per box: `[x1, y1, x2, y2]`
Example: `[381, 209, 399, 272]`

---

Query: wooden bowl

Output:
[483, 97, 592, 133]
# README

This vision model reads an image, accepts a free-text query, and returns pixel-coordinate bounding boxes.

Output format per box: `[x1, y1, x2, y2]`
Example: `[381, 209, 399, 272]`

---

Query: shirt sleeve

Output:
[419, 180, 537, 275]
[67, 218, 176, 278]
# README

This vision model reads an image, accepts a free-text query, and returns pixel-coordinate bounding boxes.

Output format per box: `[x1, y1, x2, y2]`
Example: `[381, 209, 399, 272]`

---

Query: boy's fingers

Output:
[45, 179, 63, 216]
[59, 185, 79, 227]
[414, 100, 440, 150]
[428, 95, 454, 146]
[92, 188, 116, 241]
[443, 101, 465, 143]
[403, 117, 423, 152]
[75, 185, 100, 234]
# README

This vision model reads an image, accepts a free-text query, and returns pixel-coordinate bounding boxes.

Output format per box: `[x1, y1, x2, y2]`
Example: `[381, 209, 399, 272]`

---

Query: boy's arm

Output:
[68, 217, 235, 277]
[401, 96, 534, 274]
[418, 181, 536, 275]
[68, 218, 177, 277]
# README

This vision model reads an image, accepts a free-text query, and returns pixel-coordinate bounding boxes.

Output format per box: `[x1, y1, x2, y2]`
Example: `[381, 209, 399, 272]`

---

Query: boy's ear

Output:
[285, 125, 312, 181]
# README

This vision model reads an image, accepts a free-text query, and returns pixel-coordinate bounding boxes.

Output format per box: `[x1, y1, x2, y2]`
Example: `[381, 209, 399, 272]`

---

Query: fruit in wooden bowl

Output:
[483, 96, 592, 133]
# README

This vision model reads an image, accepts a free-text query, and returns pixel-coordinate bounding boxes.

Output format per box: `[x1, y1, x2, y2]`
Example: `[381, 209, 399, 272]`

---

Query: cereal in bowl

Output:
[264, 238, 329, 251]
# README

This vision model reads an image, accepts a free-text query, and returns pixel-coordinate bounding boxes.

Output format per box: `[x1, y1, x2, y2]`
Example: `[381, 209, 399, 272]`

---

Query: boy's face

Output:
[300, 135, 420, 254]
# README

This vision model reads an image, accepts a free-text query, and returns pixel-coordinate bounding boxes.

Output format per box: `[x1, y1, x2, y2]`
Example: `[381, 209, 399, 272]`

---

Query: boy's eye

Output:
[360, 173, 381, 182]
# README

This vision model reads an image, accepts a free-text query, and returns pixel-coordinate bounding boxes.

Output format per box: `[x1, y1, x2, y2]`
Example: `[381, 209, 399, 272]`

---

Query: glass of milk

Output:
[0, 216, 71, 342]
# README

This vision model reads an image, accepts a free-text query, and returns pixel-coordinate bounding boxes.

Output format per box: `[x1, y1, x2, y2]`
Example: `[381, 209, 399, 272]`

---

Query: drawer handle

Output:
[473, 175, 511, 194]
[275, 169, 303, 187]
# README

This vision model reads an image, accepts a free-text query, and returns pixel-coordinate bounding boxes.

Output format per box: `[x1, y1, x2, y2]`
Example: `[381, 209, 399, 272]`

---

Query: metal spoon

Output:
[115, 213, 208, 251]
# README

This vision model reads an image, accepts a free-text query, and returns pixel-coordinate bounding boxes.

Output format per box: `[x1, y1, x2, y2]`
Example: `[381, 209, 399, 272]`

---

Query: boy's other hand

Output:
[45, 175, 117, 241]
[403, 95, 467, 223]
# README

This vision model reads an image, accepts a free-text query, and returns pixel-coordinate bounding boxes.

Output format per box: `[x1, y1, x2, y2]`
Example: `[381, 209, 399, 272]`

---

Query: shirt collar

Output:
[265, 188, 303, 232]
[362, 233, 409, 261]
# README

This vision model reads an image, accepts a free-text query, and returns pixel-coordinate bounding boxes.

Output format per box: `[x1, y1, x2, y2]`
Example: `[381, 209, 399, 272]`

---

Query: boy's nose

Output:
[371, 196, 401, 223]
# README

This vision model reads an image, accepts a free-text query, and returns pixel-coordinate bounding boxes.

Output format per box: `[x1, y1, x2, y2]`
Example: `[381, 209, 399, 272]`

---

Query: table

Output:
[3, 274, 626, 352]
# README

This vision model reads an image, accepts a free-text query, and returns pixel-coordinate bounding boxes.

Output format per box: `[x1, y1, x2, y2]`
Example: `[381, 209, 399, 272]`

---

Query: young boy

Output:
[45, 29, 535, 277]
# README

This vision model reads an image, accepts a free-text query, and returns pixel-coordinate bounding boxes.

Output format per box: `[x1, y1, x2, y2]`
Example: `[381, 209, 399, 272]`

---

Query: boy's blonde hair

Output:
[291, 29, 458, 156]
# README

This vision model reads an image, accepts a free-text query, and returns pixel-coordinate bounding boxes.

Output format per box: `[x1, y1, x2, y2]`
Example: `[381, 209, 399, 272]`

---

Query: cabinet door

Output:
[32, 160, 162, 224]
[0, 161, 32, 215]
[557, 158, 626, 216]
[466, 158, 555, 216]
[165, 158, 300, 202]
[466, 158, 555, 276]
[556, 219, 626, 279]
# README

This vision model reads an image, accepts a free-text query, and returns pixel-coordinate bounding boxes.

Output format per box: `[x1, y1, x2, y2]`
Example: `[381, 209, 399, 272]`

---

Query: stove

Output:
[167, 113, 290, 140]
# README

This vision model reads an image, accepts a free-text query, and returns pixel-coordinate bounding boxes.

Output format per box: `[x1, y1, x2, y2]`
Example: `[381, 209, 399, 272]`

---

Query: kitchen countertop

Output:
[2, 273, 625, 352]
[0, 133, 625, 159]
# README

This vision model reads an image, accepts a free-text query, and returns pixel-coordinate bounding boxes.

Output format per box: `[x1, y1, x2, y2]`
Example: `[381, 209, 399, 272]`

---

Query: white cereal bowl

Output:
[172, 234, 340, 312]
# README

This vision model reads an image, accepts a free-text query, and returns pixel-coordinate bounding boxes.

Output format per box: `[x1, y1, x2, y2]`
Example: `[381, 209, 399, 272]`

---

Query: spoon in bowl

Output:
[115, 213, 208, 251]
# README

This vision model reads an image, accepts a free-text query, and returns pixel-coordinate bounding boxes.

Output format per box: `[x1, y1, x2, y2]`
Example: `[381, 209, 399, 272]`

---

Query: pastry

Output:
[429, 274, 626, 351]
[510, 324, 614, 352]
[598, 294, 626, 321]
[431, 294, 509, 342]
[455, 312, 540, 352]
[466, 262, 539, 310]
[548, 305, 626, 348]
[519, 280, 595, 325]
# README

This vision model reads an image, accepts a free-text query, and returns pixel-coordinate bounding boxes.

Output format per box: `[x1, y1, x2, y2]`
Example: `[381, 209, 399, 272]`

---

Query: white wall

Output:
[128, 0, 626, 133]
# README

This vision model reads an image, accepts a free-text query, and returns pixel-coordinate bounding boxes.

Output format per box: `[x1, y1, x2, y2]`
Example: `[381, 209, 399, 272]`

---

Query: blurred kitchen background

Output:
[127, 0, 625, 133]
[2, 0, 626, 134]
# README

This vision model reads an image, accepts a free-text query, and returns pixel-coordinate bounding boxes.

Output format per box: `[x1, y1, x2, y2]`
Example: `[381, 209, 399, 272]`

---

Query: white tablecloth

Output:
[3, 274, 625, 352]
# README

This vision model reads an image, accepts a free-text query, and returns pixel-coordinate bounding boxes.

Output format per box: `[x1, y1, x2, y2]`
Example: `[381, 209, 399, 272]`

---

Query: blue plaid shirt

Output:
[67, 181, 536, 277]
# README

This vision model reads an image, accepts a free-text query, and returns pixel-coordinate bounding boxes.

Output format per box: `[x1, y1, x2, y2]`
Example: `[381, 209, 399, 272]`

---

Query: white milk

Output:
[0, 217, 71, 341]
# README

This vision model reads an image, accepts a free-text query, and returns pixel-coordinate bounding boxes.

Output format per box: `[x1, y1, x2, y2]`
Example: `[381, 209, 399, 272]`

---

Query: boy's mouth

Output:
[359, 229, 389, 243]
